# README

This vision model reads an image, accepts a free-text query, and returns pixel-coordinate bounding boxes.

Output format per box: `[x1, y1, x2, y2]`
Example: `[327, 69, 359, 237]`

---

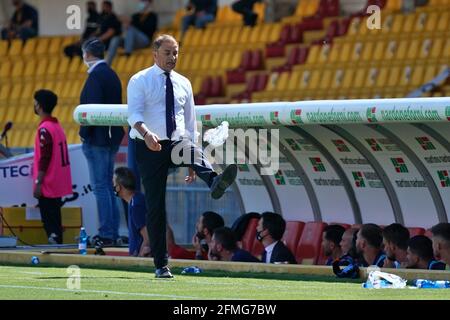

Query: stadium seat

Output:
[240, 217, 259, 252]
[295, 221, 327, 265]
[282, 221, 305, 254]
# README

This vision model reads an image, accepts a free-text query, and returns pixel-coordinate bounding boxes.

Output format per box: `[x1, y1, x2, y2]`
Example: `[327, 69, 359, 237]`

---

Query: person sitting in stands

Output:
[406, 235, 446, 270]
[208, 227, 260, 262]
[382, 223, 409, 268]
[321, 224, 346, 265]
[256, 212, 296, 264]
[356, 223, 386, 267]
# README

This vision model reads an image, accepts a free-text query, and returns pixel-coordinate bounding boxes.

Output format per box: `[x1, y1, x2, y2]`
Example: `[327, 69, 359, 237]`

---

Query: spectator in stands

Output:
[321, 224, 346, 265]
[32, 90, 72, 245]
[1, 0, 38, 42]
[113, 167, 150, 257]
[209, 227, 260, 262]
[431, 223, 450, 266]
[356, 223, 386, 267]
[79, 38, 124, 246]
[192, 211, 225, 260]
[180, 0, 217, 42]
[107, 0, 158, 65]
[64, 1, 100, 59]
[256, 212, 296, 264]
[337, 227, 360, 266]
[84, 1, 122, 64]
[382, 223, 409, 268]
[406, 235, 446, 270]
[231, 0, 264, 27]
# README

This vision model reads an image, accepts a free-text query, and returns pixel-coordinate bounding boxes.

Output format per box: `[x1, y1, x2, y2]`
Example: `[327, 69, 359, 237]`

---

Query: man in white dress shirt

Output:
[127, 34, 237, 278]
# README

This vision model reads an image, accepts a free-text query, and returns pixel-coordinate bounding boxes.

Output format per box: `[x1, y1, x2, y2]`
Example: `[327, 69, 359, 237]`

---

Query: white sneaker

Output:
[48, 233, 58, 245]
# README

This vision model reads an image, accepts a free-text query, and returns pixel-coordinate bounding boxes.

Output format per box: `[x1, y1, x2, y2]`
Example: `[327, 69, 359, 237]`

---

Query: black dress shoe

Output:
[155, 266, 174, 279]
[210, 164, 238, 200]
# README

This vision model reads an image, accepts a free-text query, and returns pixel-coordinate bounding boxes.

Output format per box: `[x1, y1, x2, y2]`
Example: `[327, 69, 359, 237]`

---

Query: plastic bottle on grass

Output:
[413, 279, 450, 289]
[78, 227, 88, 255]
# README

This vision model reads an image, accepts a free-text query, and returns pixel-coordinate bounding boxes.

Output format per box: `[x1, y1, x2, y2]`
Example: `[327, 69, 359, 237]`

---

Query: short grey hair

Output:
[152, 34, 178, 51]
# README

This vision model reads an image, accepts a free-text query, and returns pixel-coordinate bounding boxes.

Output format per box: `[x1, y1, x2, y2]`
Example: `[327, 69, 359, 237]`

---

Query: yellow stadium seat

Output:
[237, 27, 252, 45]
[23, 59, 37, 79]
[0, 40, 8, 56]
[287, 70, 302, 91]
[360, 42, 374, 61]
[391, 14, 404, 33]
[384, 40, 398, 61]
[384, 0, 402, 12]
[364, 67, 379, 88]
[406, 39, 420, 60]
[375, 67, 389, 88]
[0, 60, 12, 79]
[414, 12, 427, 32]
[216, 27, 232, 46]
[305, 45, 320, 64]
[338, 42, 352, 63]
[394, 40, 408, 60]
[19, 82, 35, 103]
[11, 60, 25, 79]
[410, 65, 425, 87]
[418, 38, 432, 60]
[317, 69, 332, 90]
[56, 57, 71, 78]
[436, 12, 449, 32]
[429, 38, 444, 59]
[274, 72, 289, 91]
[22, 38, 37, 55]
[424, 12, 439, 32]
[423, 65, 437, 83]
[46, 57, 61, 78]
[353, 68, 366, 89]
[402, 14, 416, 33]
[49, 37, 63, 55]
[330, 69, 344, 89]
[328, 42, 341, 64]
[34, 58, 49, 78]
[210, 51, 221, 71]
[342, 68, 355, 89]
[228, 26, 241, 45]
[8, 39, 23, 56]
[442, 38, 450, 60]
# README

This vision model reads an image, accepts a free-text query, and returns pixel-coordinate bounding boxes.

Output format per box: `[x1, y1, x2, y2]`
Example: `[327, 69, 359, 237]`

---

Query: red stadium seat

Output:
[295, 221, 327, 264]
[330, 222, 351, 230]
[240, 217, 259, 252]
[407, 227, 426, 237]
[272, 47, 309, 73]
[282, 221, 305, 254]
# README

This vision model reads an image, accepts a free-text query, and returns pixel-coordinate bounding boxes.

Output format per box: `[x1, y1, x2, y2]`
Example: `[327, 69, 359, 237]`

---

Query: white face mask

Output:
[84, 59, 97, 69]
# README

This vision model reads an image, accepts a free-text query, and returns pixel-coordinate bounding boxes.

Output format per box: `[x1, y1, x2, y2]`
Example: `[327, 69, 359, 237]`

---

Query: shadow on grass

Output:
[0, 261, 361, 284]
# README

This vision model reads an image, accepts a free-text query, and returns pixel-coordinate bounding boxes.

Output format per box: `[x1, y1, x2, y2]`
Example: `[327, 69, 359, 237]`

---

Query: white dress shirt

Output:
[87, 60, 106, 74]
[264, 241, 278, 263]
[127, 64, 198, 142]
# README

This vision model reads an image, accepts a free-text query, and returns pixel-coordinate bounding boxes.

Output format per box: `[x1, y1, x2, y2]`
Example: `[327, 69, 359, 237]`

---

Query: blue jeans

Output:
[106, 26, 150, 65]
[181, 13, 215, 34]
[82, 143, 120, 240]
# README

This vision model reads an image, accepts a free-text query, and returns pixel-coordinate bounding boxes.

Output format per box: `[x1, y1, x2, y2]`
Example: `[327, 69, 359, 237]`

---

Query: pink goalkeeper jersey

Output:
[33, 117, 73, 198]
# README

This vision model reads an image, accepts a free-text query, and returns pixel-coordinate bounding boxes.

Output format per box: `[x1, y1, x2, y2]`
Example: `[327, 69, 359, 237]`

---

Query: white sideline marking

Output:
[0, 284, 201, 299]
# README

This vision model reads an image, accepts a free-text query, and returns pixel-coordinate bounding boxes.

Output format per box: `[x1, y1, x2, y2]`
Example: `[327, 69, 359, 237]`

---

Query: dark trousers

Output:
[135, 139, 217, 269]
[38, 197, 63, 244]
[232, 0, 260, 26]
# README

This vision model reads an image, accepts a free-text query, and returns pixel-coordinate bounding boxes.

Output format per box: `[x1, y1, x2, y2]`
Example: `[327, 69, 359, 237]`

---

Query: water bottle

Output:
[413, 279, 450, 289]
[78, 227, 88, 255]
[181, 266, 202, 274]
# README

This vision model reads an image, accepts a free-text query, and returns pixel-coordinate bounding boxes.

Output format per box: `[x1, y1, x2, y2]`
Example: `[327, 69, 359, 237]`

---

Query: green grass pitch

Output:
[0, 264, 449, 300]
